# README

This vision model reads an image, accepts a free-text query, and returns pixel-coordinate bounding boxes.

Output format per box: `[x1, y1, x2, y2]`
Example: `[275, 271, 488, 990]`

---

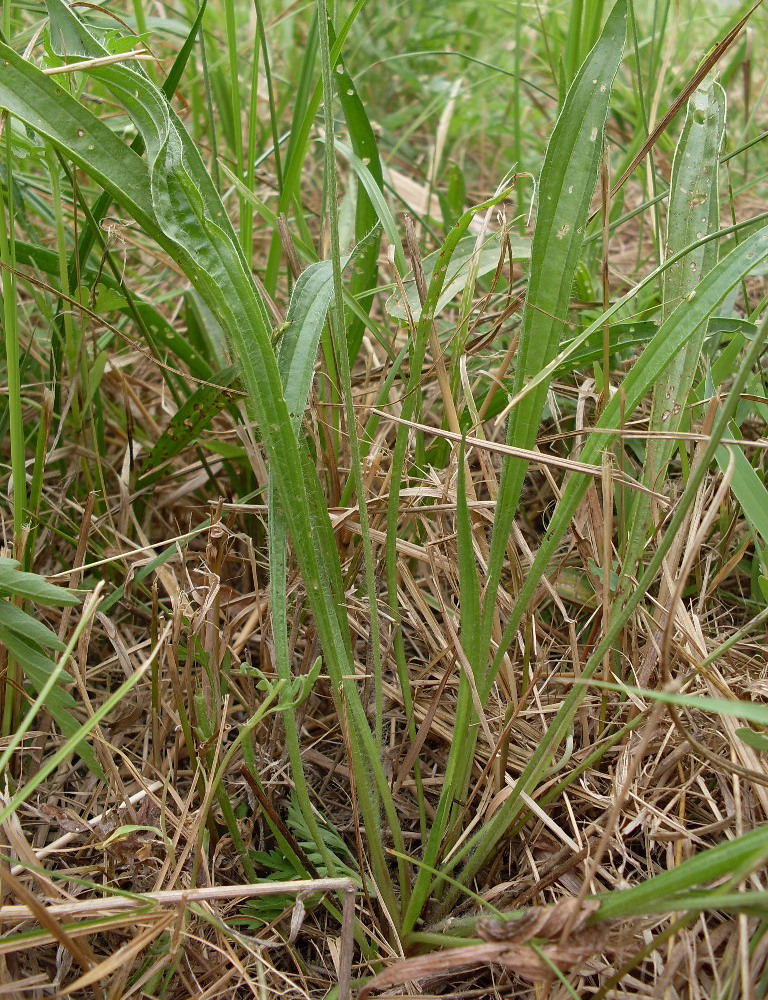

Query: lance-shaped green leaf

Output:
[329, 26, 383, 361]
[625, 80, 726, 568]
[0, 561, 100, 776]
[0, 44, 155, 233]
[278, 229, 380, 426]
[481, 0, 628, 651]
[401, 5, 629, 934]
[0, 0, 407, 912]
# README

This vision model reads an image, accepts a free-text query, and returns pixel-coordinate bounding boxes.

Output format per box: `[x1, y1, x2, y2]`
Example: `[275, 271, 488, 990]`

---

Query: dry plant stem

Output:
[437, 305, 768, 911]
[403, 215, 462, 440]
[637, 399, 723, 687]
[0, 879, 357, 923]
[604, 0, 761, 205]
[338, 887, 357, 1000]
[373, 408, 668, 501]
[41, 49, 152, 74]
[559, 699, 666, 943]
[659, 448, 736, 682]
[0, 868, 98, 989]
[57, 490, 95, 639]
[600, 450, 613, 732]
[402, 216, 490, 584]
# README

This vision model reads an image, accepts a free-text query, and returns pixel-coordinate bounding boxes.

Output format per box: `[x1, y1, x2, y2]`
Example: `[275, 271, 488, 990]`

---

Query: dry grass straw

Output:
[2, 0, 768, 996]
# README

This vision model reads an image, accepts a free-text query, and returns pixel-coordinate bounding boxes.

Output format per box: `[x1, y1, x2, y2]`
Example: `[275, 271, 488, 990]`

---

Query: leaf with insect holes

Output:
[138, 365, 241, 487]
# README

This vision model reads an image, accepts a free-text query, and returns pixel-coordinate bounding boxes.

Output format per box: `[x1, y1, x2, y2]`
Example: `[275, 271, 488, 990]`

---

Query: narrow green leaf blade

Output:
[483, 0, 628, 642]
[0, 627, 102, 778]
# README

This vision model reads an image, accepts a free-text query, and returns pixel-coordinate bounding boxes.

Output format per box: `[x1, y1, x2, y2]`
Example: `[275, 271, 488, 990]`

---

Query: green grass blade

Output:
[264, 0, 368, 294]
[481, 0, 628, 651]
[594, 825, 768, 921]
[402, 0, 629, 936]
[329, 23, 383, 361]
[587, 678, 768, 728]
[438, 296, 768, 908]
[625, 79, 726, 568]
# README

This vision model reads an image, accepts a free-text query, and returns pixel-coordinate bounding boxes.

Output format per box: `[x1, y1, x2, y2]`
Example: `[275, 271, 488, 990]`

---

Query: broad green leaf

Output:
[28, 0, 348, 660]
[716, 441, 768, 547]
[21, 0, 403, 914]
[0, 600, 65, 650]
[0, 45, 155, 232]
[278, 230, 378, 427]
[0, 560, 80, 607]
[65, 0, 208, 281]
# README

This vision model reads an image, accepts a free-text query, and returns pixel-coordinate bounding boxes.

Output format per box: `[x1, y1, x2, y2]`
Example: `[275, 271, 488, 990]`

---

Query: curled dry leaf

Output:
[359, 899, 606, 999]
[476, 897, 601, 942]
